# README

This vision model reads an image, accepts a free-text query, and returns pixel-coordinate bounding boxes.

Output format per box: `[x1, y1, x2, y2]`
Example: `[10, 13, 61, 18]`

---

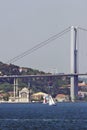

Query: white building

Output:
[19, 87, 29, 102]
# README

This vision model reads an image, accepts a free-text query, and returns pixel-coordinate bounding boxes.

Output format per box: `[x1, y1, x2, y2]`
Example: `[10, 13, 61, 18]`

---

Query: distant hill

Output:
[0, 61, 45, 76]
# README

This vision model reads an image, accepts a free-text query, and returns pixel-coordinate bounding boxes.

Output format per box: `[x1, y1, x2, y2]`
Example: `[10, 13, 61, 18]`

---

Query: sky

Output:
[0, 0, 87, 73]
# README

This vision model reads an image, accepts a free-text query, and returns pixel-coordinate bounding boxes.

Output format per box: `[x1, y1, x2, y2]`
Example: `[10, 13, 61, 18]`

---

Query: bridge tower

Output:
[70, 26, 78, 102]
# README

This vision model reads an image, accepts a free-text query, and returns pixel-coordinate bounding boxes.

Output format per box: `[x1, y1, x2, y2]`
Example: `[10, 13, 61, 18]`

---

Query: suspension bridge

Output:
[1, 26, 87, 102]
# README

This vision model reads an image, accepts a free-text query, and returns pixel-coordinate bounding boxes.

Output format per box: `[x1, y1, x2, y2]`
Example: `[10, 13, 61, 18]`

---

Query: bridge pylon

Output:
[70, 26, 78, 102]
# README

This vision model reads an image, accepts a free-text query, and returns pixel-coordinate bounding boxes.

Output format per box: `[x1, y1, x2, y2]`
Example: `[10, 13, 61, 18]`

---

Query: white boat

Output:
[48, 95, 56, 106]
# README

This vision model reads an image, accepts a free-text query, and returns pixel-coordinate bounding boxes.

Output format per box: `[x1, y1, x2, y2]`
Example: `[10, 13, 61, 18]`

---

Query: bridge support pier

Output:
[71, 75, 78, 102]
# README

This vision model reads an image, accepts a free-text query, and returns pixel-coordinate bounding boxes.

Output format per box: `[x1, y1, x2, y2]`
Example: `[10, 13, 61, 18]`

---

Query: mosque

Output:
[9, 87, 30, 103]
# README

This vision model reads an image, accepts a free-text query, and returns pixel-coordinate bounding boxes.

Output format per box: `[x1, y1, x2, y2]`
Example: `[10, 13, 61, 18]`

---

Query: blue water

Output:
[0, 102, 87, 130]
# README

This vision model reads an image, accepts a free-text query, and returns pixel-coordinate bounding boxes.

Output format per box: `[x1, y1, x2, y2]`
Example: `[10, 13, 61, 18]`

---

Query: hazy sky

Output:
[0, 0, 87, 73]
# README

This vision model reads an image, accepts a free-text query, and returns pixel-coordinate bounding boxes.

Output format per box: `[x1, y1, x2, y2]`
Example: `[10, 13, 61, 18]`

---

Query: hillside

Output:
[0, 61, 70, 97]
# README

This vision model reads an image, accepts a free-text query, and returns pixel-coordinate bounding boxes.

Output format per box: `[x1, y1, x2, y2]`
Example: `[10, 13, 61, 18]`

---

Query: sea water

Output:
[0, 102, 87, 130]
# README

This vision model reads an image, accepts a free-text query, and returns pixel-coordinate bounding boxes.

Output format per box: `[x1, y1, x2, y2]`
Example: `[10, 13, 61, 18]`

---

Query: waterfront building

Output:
[55, 94, 69, 102]
[31, 92, 48, 102]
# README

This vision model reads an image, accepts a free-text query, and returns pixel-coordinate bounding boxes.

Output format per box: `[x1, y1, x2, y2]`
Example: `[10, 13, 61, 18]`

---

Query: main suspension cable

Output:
[7, 27, 70, 64]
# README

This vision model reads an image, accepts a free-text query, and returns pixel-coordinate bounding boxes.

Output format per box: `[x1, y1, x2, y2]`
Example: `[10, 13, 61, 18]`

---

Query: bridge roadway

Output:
[0, 73, 87, 79]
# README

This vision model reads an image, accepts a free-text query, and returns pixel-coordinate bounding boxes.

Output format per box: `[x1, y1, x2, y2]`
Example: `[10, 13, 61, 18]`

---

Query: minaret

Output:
[70, 26, 78, 102]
